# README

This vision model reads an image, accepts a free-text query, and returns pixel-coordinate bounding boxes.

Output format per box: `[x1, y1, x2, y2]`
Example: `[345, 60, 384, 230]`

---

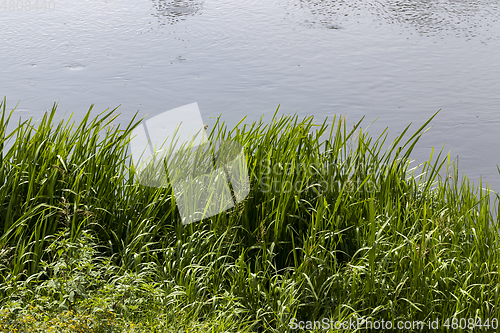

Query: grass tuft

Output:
[0, 98, 498, 332]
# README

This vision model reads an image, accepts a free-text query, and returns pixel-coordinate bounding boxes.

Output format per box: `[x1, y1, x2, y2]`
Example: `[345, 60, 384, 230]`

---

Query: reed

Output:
[0, 98, 498, 332]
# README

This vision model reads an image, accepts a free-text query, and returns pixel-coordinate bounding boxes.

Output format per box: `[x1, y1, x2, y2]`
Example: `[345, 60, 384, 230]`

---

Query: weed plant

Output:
[0, 98, 498, 332]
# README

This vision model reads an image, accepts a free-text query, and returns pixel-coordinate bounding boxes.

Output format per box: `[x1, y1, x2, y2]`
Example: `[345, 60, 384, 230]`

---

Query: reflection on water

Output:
[375, 0, 499, 38]
[284, 0, 499, 39]
[150, 0, 203, 25]
[282, 0, 359, 30]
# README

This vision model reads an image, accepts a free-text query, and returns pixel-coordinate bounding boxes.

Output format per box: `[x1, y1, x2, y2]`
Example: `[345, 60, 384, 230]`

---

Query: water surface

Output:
[1, 0, 499, 191]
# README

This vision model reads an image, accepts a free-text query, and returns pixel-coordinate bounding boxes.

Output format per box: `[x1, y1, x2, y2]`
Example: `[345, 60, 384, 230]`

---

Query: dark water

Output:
[1, 0, 499, 192]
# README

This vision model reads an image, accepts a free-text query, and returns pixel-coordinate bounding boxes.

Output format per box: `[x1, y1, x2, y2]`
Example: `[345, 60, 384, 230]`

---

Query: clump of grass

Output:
[0, 97, 498, 332]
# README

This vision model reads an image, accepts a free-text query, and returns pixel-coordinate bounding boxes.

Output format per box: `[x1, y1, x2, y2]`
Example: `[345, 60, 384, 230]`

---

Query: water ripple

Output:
[150, 0, 204, 26]
[281, 0, 500, 39]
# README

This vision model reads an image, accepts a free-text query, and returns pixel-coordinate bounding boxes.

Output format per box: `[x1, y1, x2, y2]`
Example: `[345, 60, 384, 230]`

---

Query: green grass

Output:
[0, 97, 498, 332]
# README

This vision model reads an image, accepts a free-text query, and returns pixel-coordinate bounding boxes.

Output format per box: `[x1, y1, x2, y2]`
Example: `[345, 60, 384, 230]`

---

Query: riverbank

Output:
[0, 100, 498, 332]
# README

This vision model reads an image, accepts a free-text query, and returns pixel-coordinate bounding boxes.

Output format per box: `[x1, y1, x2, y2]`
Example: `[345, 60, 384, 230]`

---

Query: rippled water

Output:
[1, 0, 499, 190]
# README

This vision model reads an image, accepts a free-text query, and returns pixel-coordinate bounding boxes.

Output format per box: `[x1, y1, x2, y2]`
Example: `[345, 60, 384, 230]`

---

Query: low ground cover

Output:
[0, 99, 498, 332]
